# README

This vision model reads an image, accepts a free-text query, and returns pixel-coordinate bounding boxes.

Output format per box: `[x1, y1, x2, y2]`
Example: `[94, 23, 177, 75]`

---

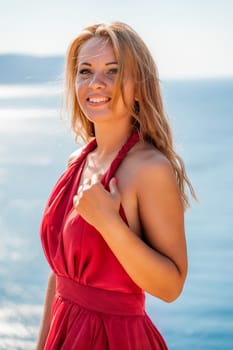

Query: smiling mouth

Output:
[87, 97, 111, 104]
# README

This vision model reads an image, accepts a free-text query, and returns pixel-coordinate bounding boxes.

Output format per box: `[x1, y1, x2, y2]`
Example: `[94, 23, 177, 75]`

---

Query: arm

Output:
[35, 271, 56, 350]
[74, 158, 187, 302]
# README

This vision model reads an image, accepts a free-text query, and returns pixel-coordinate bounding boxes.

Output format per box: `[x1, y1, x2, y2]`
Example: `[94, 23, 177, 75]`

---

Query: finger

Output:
[82, 178, 92, 191]
[77, 184, 83, 195]
[73, 194, 78, 207]
[109, 177, 120, 198]
[83, 181, 91, 191]
[83, 177, 91, 186]
[91, 173, 102, 186]
[78, 178, 91, 194]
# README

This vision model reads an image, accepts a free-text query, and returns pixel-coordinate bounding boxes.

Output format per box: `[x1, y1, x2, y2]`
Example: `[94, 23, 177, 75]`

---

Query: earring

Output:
[134, 100, 140, 115]
[132, 100, 140, 130]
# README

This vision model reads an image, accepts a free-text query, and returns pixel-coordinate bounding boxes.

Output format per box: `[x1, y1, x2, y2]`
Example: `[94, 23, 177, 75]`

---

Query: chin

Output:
[86, 113, 112, 123]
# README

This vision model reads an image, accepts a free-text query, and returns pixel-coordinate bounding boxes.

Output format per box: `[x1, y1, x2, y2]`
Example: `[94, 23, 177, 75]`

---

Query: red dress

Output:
[40, 131, 168, 349]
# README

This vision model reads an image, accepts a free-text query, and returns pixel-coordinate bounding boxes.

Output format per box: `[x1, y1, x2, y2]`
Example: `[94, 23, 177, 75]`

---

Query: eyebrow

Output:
[79, 61, 118, 66]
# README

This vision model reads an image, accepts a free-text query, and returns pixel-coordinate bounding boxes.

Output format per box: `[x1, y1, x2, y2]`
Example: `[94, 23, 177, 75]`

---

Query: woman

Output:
[36, 22, 196, 349]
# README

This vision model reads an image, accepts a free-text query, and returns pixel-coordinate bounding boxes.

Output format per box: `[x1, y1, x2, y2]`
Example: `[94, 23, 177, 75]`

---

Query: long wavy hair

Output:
[65, 21, 196, 208]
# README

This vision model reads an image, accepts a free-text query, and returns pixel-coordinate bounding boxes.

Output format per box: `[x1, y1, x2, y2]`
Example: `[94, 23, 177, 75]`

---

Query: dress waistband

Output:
[56, 275, 145, 316]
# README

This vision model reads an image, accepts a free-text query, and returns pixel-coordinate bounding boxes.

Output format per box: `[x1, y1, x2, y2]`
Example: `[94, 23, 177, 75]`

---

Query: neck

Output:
[93, 122, 133, 160]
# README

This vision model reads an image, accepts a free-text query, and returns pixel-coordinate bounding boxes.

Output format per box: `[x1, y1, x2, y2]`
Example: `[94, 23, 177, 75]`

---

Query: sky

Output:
[1, 0, 233, 79]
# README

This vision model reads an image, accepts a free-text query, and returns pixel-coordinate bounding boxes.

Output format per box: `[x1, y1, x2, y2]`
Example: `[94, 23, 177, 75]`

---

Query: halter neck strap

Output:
[71, 130, 140, 190]
[101, 131, 140, 189]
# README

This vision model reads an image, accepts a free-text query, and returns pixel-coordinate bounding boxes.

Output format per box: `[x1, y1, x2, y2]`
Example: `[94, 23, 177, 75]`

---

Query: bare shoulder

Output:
[129, 141, 174, 183]
[130, 141, 183, 211]
[68, 144, 86, 167]
[129, 141, 182, 204]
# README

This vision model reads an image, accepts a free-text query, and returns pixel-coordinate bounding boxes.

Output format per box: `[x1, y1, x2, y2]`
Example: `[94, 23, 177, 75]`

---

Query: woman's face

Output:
[75, 37, 135, 127]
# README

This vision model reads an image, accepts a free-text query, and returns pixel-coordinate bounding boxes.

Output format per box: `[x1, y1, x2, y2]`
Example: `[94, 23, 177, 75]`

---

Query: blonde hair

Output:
[65, 22, 196, 208]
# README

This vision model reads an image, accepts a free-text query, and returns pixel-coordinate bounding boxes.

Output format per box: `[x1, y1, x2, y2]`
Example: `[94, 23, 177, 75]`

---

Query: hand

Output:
[73, 177, 121, 232]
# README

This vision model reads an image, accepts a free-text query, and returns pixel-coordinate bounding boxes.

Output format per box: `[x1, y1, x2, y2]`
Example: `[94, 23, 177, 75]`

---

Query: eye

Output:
[107, 68, 118, 75]
[78, 68, 92, 75]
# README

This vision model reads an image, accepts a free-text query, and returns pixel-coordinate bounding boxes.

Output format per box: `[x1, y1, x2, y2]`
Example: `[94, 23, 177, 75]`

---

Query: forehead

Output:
[78, 37, 116, 63]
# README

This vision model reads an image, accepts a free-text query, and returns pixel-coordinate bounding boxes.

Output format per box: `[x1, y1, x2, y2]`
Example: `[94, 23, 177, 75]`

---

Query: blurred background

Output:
[0, 0, 232, 349]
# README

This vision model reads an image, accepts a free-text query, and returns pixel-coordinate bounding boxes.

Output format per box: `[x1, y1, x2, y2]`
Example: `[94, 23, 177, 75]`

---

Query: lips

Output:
[87, 96, 111, 104]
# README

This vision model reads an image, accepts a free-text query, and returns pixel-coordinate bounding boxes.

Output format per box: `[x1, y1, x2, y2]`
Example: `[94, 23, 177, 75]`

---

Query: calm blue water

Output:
[0, 79, 232, 349]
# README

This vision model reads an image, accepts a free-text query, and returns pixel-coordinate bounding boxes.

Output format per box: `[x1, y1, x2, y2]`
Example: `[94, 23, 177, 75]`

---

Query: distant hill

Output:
[0, 54, 65, 84]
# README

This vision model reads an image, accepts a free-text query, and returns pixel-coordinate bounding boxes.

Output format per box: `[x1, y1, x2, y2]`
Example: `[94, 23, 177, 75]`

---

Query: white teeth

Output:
[89, 97, 109, 103]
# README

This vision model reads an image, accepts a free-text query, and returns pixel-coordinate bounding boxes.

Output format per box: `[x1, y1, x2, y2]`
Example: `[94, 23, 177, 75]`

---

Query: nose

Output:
[89, 72, 106, 89]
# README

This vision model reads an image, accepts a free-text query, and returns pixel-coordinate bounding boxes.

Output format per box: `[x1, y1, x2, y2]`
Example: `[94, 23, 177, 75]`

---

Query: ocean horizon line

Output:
[0, 53, 232, 83]
[0, 77, 233, 86]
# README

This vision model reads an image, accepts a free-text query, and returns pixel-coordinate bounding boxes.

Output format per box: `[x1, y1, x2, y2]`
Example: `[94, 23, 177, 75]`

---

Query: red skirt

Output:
[44, 276, 168, 350]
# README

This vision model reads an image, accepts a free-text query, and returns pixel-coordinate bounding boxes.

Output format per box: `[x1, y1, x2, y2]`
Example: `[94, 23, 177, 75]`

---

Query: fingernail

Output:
[113, 177, 118, 184]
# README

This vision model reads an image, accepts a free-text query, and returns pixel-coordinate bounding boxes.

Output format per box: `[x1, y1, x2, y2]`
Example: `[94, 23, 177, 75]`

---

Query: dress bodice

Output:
[40, 131, 143, 293]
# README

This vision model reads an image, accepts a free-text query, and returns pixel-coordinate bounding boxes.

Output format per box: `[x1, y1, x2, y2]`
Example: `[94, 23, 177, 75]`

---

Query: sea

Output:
[0, 78, 232, 350]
